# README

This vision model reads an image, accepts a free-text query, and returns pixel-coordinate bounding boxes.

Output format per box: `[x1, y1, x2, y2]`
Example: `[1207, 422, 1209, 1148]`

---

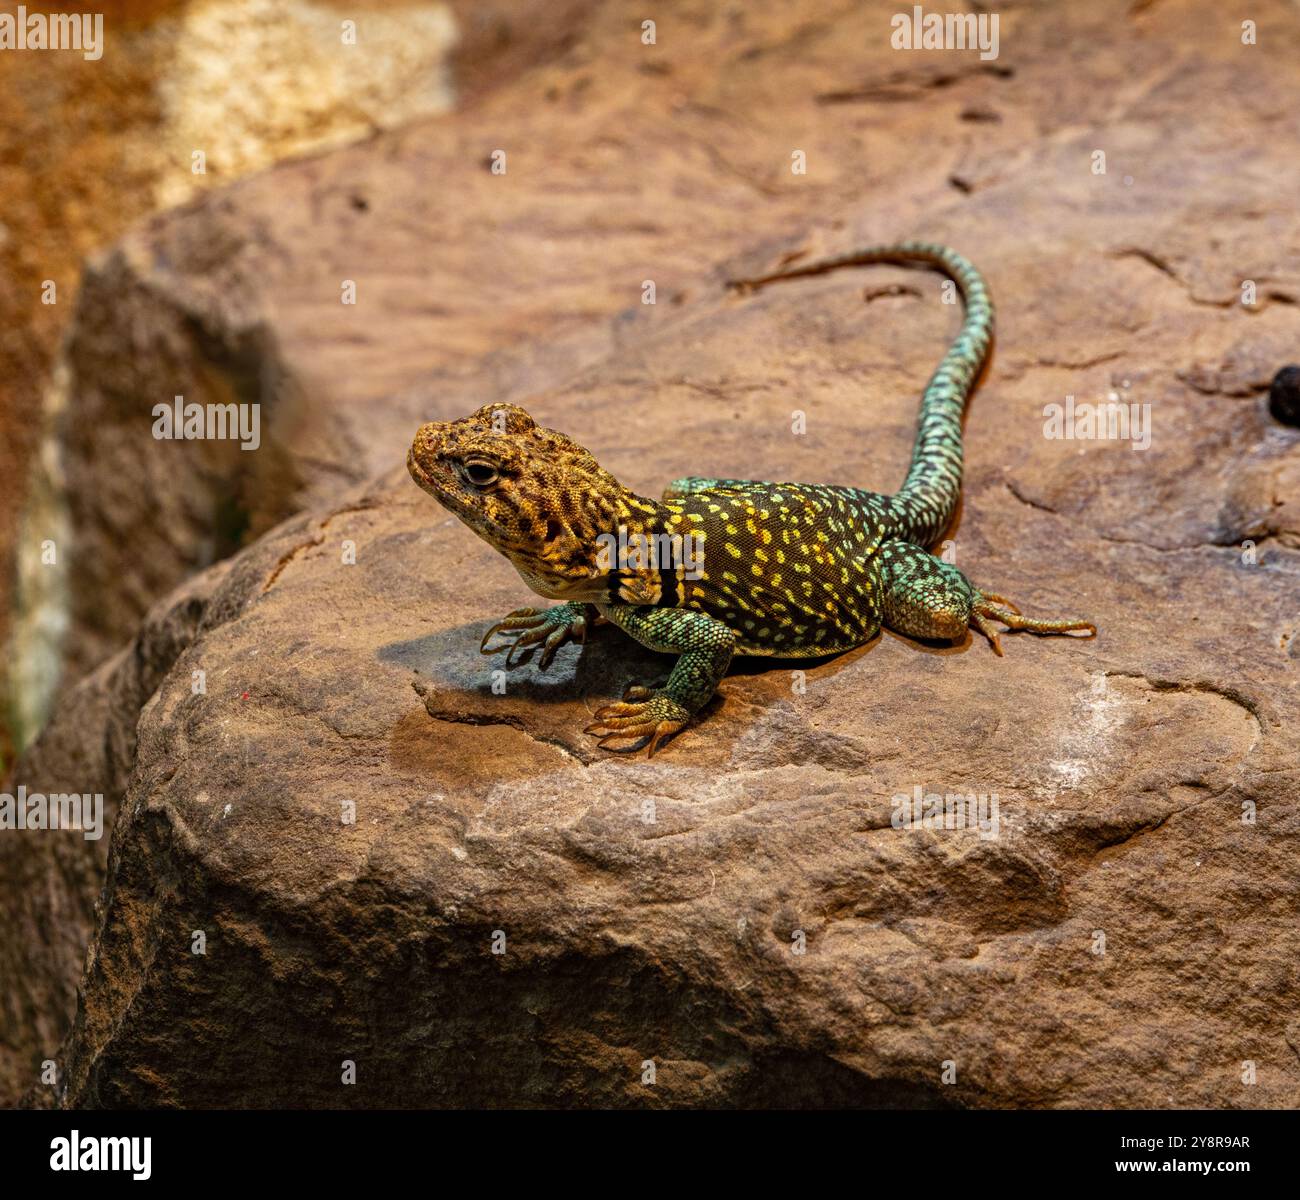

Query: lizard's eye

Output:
[462, 459, 499, 487]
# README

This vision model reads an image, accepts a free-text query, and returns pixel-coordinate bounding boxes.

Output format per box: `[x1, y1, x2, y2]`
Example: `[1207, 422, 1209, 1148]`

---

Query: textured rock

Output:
[0, 563, 231, 1105]
[53, 162, 1300, 1112]
[7, 0, 1300, 1108]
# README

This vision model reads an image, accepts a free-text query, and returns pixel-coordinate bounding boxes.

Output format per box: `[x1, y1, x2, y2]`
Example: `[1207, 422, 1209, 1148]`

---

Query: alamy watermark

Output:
[1043, 393, 1151, 450]
[891, 5, 999, 62]
[153, 395, 261, 451]
[0, 6, 103, 61]
[891, 784, 1000, 840]
[0, 785, 103, 840]
[50, 1131, 151, 1180]
[595, 525, 704, 579]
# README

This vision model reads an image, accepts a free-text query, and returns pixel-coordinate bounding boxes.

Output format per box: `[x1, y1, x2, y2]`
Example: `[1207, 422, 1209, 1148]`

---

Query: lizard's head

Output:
[408, 403, 631, 596]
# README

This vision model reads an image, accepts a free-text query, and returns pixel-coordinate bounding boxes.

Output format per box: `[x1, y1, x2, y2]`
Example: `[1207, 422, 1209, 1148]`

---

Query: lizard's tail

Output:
[728, 240, 994, 548]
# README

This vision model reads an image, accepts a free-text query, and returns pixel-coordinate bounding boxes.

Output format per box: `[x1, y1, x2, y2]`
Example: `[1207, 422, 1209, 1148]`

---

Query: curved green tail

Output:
[729, 240, 995, 548]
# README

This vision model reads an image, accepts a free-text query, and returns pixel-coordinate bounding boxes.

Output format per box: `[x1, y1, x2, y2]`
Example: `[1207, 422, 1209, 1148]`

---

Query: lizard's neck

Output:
[506, 484, 673, 602]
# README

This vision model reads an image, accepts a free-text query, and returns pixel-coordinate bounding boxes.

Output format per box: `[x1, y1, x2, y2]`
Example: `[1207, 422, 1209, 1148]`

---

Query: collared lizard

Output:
[408, 242, 1095, 754]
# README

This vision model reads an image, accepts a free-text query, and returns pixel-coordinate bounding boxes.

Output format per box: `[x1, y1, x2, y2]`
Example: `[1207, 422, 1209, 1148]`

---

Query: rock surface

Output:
[0, 565, 230, 1102]
[6, 0, 1300, 1108]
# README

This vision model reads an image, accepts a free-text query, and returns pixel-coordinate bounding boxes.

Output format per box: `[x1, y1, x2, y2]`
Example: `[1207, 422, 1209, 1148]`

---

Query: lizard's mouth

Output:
[406, 446, 438, 494]
[407, 445, 500, 540]
[406, 445, 459, 507]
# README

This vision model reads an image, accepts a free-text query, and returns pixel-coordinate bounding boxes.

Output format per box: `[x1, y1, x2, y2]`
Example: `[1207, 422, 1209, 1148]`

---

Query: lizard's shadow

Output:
[381, 616, 972, 709]
[380, 618, 673, 705]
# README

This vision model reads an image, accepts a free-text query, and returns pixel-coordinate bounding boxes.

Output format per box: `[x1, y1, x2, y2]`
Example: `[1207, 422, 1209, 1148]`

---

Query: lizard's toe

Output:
[480, 605, 587, 667]
[587, 719, 687, 756]
[978, 592, 1021, 615]
[971, 592, 1096, 653]
[502, 623, 553, 667]
[584, 694, 690, 755]
[538, 618, 584, 670]
[479, 609, 542, 654]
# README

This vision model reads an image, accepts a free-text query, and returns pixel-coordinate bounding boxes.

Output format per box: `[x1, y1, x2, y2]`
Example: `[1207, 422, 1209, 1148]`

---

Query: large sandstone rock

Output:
[54, 158, 1300, 1109]
[7, 0, 1300, 1108]
[0, 562, 232, 1105]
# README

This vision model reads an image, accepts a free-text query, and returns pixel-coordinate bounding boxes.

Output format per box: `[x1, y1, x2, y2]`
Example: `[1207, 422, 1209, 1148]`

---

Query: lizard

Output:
[407, 240, 1096, 755]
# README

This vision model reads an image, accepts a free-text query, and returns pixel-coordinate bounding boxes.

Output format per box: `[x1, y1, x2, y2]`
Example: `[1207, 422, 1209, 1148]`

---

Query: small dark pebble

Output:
[1268, 364, 1300, 427]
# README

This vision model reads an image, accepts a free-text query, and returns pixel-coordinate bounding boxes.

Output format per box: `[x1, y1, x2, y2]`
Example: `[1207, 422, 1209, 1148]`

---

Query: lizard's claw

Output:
[977, 592, 1021, 615]
[480, 605, 587, 670]
[584, 691, 690, 756]
[971, 593, 1096, 657]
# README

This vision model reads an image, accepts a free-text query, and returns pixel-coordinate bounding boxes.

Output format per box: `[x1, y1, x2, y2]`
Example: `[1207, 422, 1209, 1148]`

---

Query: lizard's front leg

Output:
[585, 605, 736, 755]
[480, 602, 597, 670]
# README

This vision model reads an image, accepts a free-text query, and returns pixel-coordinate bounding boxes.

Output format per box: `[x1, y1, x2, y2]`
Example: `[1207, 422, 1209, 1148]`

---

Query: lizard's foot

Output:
[479, 602, 589, 670]
[971, 593, 1096, 657]
[585, 605, 735, 756]
[584, 689, 690, 756]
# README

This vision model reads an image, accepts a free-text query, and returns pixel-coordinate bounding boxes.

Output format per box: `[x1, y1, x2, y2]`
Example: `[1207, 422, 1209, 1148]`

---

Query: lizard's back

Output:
[667, 478, 893, 656]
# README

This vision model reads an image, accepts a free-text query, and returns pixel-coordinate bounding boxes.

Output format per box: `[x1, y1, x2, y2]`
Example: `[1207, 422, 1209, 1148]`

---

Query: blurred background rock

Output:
[0, 0, 590, 768]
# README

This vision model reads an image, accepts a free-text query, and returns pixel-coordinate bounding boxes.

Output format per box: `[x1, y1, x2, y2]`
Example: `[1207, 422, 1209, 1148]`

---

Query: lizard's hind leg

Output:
[878, 539, 1095, 656]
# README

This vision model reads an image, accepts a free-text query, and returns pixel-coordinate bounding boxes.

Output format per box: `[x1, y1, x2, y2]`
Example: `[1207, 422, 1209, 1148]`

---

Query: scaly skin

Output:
[408, 242, 1096, 754]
